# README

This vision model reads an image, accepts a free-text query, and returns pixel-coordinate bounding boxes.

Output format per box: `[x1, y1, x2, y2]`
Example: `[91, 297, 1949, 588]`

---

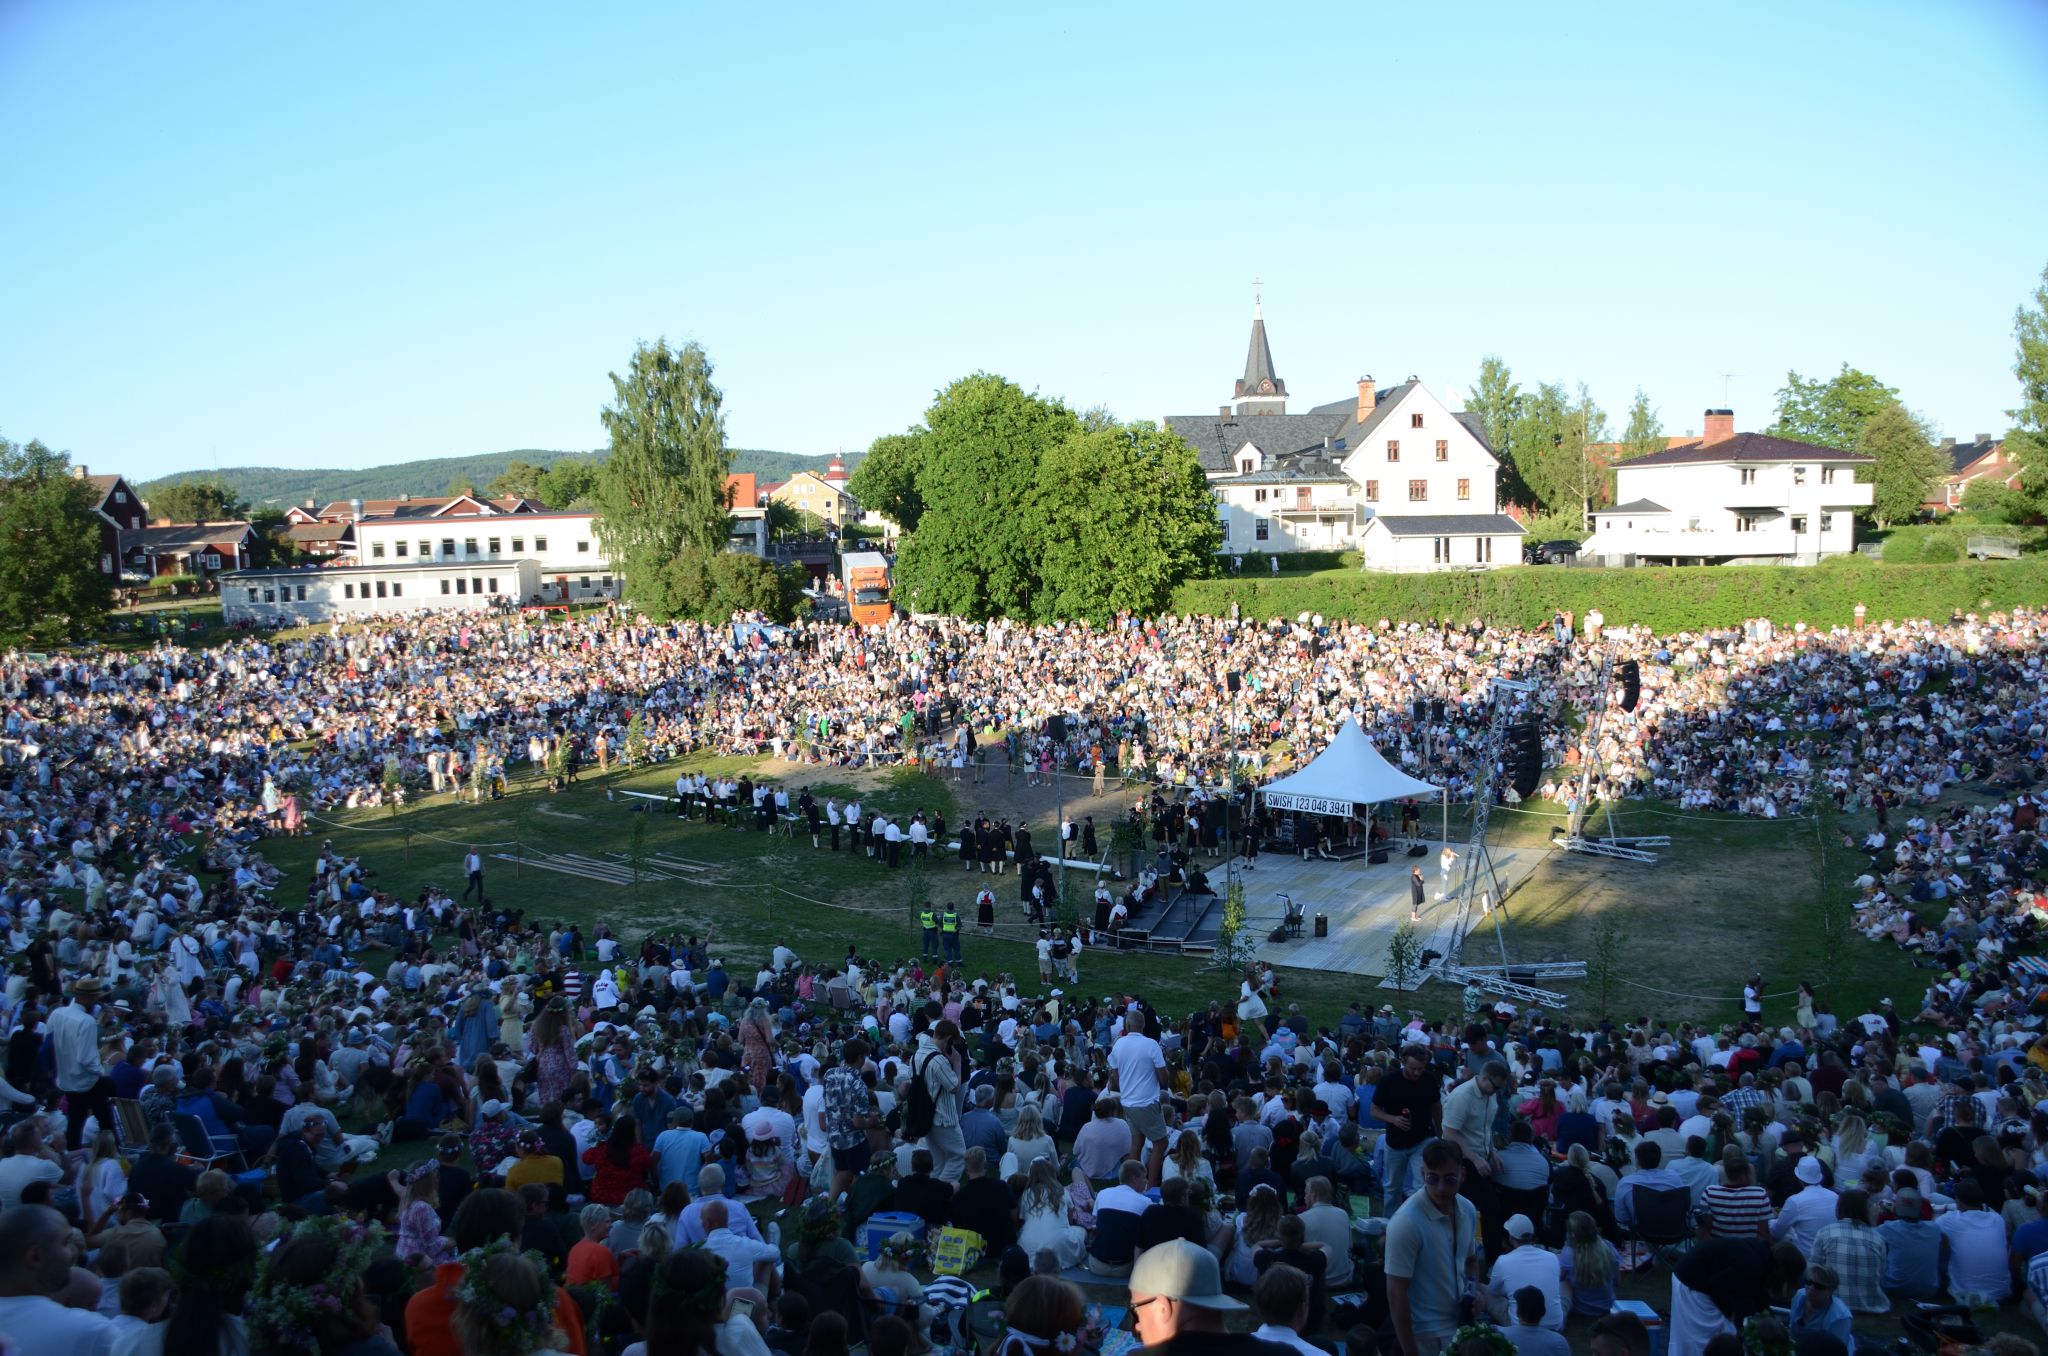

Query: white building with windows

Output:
[1166, 303, 1524, 570]
[1581, 411, 1874, 565]
[347, 510, 617, 602]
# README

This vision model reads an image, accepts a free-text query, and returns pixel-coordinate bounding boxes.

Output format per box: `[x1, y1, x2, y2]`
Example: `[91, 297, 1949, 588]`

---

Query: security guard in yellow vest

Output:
[919, 907, 939, 958]
[940, 905, 963, 962]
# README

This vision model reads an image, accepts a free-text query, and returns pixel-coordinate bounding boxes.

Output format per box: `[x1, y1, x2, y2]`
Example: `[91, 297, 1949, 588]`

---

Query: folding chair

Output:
[173, 1112, 244, 1172]
[112, 1099, 152, 1156]
[1624, 1184, 1693, 1270]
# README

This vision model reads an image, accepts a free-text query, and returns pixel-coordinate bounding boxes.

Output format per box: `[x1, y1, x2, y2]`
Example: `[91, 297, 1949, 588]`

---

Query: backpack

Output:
[903, 1052, 941, 1139]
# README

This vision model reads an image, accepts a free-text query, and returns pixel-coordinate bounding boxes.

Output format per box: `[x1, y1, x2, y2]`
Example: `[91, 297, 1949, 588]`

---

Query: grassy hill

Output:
[141, 446, 854, 508]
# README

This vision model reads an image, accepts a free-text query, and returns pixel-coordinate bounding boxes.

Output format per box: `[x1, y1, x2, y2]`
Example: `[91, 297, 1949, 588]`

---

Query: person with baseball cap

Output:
[1127, 1238, 1287, 1356]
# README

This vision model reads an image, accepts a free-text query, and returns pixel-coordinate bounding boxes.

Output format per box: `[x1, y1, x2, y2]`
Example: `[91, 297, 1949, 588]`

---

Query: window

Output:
[296, 584, 306, 600]
[1736, 514, 1761, 532]
[1255, 519, 1269, 542]
[1387, 440, 1400, 462]
[472, 576, 483, 593]
[1822, 467, 1838, 485]
[1792, 515, 1808, 534]
[1433, 536, 1451, 564]
[441, 579, 451, 595]
[1296, 487, 1312, 507]
[511, 537, 524, 554]
[1333, 437, 1346, 451]
[375, 580, 387, 598]
[440, 538, 455, 558]
[391, 583, 401, 597]
[601, 575, 613, 589]
[247, 589, 259, 603]
[487, 577, 499, 593]
[263, 588, 275, 603]
[1457, 478, 1471, 501]
[418, 540, 431, 558]
[487, 537, 501, 556]
[344, 583, 355, 599]
[463, 537, 478, 557]
[394, 540, 408, 557]
[1477, 537, 1493, 563]
[455, 578, 466, 594]
[1739, 468, 1757, 485]
[1254, 489, 1268, 503]
[576, 539, 590, 553]
[114, 490, 127, 503]
[1408, 479, 1428, 502]
[203, 553, 219, 569]
[1364, 480, 1379, 502]
[534, 536, 548, 552]
[578, 576, 591, 590]
[1220, 518, 1230, 541]
[1792, 467, 1807, 486]
[1240, 459, 1253, 474]
[1435, 440, 1450, 462]
[371, 542, 386, 559]
[1411, 413, 1425, 429]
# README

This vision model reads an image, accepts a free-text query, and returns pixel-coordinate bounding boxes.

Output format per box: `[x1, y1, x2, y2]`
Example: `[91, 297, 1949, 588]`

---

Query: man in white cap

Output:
[1484, 1214, 1563, 1331]
[1770, 1155, 1839, 1257]
[1127, 1237, 1284, 1356]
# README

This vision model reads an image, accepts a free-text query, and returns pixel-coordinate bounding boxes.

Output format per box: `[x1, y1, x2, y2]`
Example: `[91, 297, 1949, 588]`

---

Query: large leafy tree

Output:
[486, 459, 550, 501]
[590, 339, 733, 618]
[894, 374, 1080, 618]
[1857, 400, 1947, 527]
[1463, 356, 1528, 503]
[1770, 365, 1899, 450]
[1028, 423, 1220, 623]
[1618, 389, 1665, 461]
[536, 458, 599, 508]
[0, 437, 114, 642]
[845, 431, 930, 533]
[148, 479, 246, 523]
[2008, 261, 2048, 513]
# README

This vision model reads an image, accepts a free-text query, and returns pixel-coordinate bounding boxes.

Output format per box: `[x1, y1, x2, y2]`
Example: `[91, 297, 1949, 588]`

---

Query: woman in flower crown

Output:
[995, 1275, 1098, 1356]
[453, 1246, 569, 1356]
[397, 1157, 454, 1268]
[248, 1216, 400, 1356]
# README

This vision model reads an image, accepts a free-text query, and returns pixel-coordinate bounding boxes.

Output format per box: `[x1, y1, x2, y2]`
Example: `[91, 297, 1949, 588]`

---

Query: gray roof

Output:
[1166, 412, 1351, 472]
[1946, 437, 2002, 474]
[120, 521, 254, 554]
[1367, 513, 1526, 537]
[1618, 432, 1870, 468]
[1602, 498, 1669, 515]
[1218, 459, 1351, 485]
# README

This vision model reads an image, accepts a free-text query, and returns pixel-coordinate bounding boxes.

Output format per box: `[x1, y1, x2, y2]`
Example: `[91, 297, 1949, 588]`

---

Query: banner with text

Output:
[1261, 793, 1356, 816]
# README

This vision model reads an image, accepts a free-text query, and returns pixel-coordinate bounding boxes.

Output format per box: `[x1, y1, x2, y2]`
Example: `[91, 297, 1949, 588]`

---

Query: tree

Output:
[590, 339, 733, 619]
[444, 476, 477, 498]
[845, 430, 931, 533]
[486, 459, 550, 501]
[1383, 921, 1422, 993]
[1959, 476, 2025, 523]
[1857, 400, 1947, 527]
[1619, 388, 1665, 461]
[148, 479, 246, 523]
[894, 374, 1080, 618]
[2008, 261, 2048, 514]
[653, 548, 805, 622]
[1770, 365, 1899, 450]
[1027, 422, 1220, 622]
[1464, 356, 1526, 502]
[536, 458, 599, 508]
[248, 507, 293, 567]
[0, 437, 114, 642]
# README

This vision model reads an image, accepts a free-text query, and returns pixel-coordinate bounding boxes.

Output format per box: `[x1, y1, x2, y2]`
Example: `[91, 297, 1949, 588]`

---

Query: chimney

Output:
[1702, 408, 1735, 445]
[1219, 405, 1230, 418]
[304, 498, 315, 510]
[69, 464, 87, 479]
[1975, 433, 1991, 445]
[1356, 376, 1376, 422]
[349, 497, 364, 523]
[398, 491, 410, 502]
[1939, 437, 1956, 450]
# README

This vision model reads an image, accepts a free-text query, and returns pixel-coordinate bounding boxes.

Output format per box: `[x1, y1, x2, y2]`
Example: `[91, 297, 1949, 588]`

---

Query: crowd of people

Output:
[0, 601, 2040, 1356]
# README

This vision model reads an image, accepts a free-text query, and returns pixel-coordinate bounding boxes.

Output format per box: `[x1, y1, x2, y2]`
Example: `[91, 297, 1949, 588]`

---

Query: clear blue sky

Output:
[3, 2, 2045, 480]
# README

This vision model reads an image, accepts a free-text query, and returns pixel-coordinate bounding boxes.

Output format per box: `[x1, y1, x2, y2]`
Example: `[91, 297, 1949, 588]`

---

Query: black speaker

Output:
[1620, 660, 1641, 713]
[1507, 721, 1542, 798]
[1368, 847, 1389, 865]
[1045, 714, 1066, 742]
[1226, 671, 1241, 694]
[1430, 698, 1445, 723]
[1314, 913, 1328, 938]
[1412, 698, 1427, 722]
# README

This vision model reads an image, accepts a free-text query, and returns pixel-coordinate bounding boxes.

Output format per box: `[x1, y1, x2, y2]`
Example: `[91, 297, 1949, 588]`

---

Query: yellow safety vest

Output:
[940, 912, 960, 933]
[919, 911, 937, 929]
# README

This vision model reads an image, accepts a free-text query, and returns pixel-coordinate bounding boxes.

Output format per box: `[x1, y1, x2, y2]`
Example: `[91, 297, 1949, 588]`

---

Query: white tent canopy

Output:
[1258, 717, 1441, 815]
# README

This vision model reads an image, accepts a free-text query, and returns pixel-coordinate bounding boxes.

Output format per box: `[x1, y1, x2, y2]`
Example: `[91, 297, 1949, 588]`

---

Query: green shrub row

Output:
[1170, 556, 2048, 631]
[1222, 550, 1359, 575]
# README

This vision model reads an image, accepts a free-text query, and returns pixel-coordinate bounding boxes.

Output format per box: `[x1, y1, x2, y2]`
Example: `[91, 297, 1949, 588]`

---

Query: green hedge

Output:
[1170, 557, 2048, 631]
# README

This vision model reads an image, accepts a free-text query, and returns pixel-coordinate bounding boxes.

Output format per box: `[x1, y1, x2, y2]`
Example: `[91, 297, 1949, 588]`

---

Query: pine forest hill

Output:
[138, 446, 855, 509]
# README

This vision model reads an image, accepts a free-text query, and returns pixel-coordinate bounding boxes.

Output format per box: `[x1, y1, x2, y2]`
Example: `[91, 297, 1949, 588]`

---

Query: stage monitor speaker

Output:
[1406, 844, 1427, 858]
[1620, 660, 1641, 713]
[1368, 847, 1390, 865]
[1314, 912, 1328, 938]
[1268, 925, 1290, 944]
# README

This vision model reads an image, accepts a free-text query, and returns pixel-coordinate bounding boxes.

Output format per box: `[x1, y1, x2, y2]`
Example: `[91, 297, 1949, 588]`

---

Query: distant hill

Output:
[140, 446, 856, 509]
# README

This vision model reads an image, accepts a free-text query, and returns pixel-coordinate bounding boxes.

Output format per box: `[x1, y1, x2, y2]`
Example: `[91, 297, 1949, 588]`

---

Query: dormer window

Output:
[1241, 459, 1253, 474]
[1739, 468, 1757, 486]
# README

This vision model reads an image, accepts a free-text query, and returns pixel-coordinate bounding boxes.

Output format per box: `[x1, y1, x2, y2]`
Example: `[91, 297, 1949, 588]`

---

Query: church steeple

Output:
[1231, 292, 1287, 416]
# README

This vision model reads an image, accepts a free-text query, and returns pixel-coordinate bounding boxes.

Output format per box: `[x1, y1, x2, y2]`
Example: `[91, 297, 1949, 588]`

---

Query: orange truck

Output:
[841, 550, 894, 627]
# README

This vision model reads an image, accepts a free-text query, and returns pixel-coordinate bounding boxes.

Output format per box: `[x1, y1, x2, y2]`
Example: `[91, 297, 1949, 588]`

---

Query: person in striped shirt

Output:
[1699, 1151, 1774, 1239]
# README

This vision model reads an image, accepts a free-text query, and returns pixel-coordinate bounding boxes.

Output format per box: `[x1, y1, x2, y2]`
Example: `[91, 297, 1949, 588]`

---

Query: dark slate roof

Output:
[1946, 437, 2002, 474]
[1602, 498, 1669, 515]
[1368, 513, 1526, 537]
[1617, 431, 1872, 468]
[1455, 411, 1493, 453]
[286, 521, 353, 544]
[1165, 412, 1350, 472]
[1234, 312, 1286, 402]
[121, 522, 254, 553]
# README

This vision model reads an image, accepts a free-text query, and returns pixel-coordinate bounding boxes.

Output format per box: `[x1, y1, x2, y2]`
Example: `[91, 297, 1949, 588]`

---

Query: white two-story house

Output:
[1165, 303, 1525, 571]
[1581, 410, 1874, 566]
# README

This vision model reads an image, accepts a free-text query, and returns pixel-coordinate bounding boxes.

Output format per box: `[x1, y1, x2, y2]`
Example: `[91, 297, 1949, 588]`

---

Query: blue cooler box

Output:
[856, 1211, 926, 1260]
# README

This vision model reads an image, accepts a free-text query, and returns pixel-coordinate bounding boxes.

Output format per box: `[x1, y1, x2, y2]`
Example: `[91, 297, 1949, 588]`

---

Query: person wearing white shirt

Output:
[49, 978, 109, 1149]
[1771, 1158, 1840, 1257]
[1250, 1260, 1323, 1356]
[0, 1203, 116, 1356]
[1484, 1216, 1564, 1331]
[1938, 1181, 2012, 1303]
[1110, 1022, 1169, 1182]
[698, 1199, 781, 1294]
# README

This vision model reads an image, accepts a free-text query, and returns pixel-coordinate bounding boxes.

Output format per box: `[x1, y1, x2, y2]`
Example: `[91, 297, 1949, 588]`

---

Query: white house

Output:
[1166, 303, 1522, 569]
[222, 559, 546, 626]
[348, 510, 617, 602]
[1581, 410, 1874, 566]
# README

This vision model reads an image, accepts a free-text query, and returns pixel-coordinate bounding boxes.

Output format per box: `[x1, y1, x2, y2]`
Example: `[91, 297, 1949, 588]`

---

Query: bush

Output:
[1959, 478, 2030, 524]
[1169, 556, 2048, 631]
[1517, 511, 1590, 544]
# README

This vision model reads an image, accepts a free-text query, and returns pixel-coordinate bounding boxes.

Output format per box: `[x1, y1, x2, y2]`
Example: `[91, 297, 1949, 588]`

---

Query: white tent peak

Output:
[1258, 717, 1441, 811]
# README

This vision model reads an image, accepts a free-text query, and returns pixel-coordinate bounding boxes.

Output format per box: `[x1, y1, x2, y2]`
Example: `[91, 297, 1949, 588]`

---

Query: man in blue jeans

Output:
[1371, 1044, 1443, 1210]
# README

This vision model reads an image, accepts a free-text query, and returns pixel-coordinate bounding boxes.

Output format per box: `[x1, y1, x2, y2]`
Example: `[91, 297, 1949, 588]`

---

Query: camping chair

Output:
[173, 1111, 244, 1172]
[1624, 1184, 1693, 1269]
[112, 1098, 152, 1156]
